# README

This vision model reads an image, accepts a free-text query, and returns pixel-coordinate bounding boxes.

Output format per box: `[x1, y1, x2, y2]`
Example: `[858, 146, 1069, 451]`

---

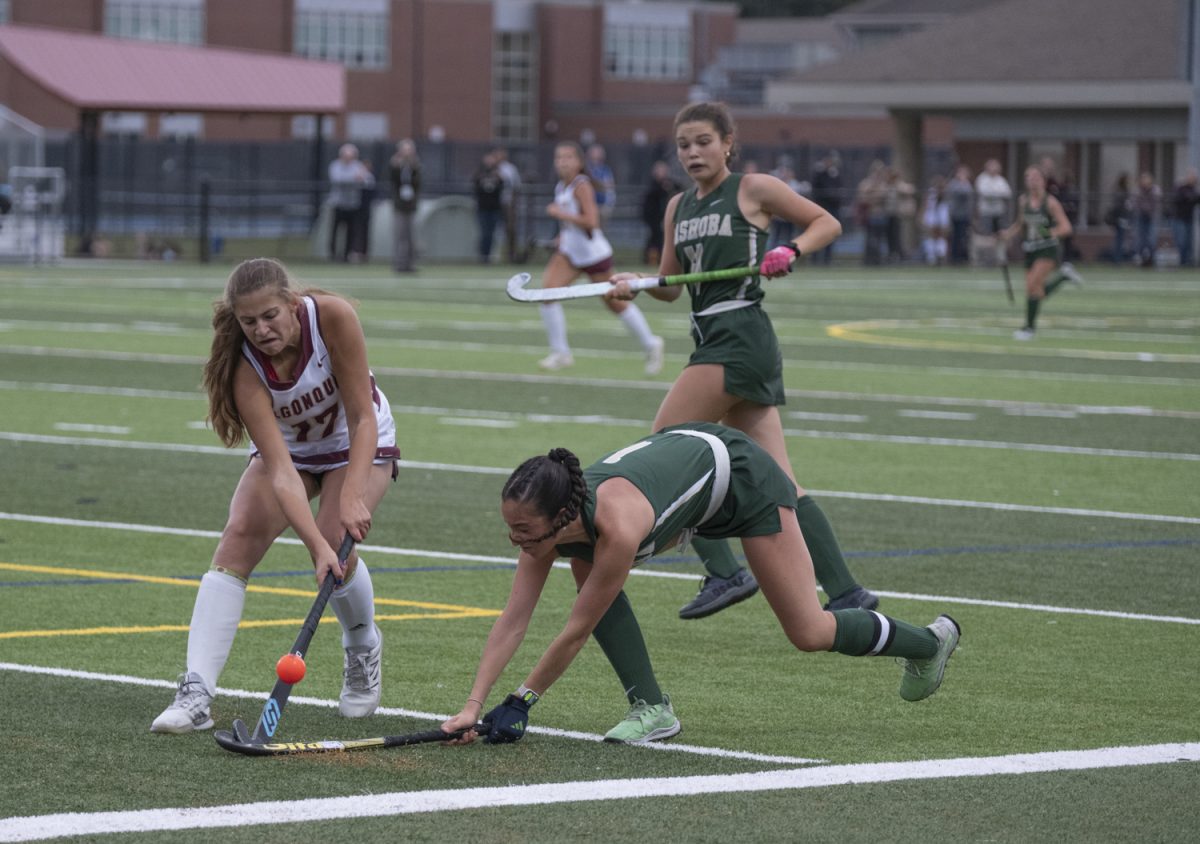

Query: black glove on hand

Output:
[483, 693, 532, 744]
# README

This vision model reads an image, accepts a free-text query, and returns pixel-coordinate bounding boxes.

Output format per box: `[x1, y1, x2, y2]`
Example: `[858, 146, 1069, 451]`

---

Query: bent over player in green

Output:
[441, 422, 960, 745]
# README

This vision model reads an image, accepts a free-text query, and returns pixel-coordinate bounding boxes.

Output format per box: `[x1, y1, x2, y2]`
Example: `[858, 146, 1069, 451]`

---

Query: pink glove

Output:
[760, 244, 800, 277]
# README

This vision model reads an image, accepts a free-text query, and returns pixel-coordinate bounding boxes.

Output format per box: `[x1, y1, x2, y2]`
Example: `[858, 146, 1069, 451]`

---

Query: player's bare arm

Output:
[441, 547, 556, 739]
[606, 194, 686, 303]
[233, 363, 340, 584]
[1046, 195, 1073, 239]
[741, 172, 842, 256]
[317, 294, 379, 542]
[522, 480, 649, 694]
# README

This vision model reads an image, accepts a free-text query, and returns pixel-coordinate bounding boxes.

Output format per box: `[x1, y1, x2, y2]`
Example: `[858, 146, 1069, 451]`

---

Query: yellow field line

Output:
[0, 561, 493, 613]
[825, 320, 1200, 363]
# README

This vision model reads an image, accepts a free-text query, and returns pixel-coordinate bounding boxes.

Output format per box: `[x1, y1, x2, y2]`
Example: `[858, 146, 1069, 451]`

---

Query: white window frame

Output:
[104, 0, 204, 45]
[294, 0, 389, 71]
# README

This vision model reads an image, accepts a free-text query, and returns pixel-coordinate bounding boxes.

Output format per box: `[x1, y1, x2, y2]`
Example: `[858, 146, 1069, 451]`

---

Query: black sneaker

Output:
[823, 585, 880, 612]
[678, 569, 759, 619]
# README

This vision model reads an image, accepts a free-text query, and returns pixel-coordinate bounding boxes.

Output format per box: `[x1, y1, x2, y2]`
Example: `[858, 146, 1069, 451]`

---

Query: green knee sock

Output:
[795, 495, 858, 601]
[591, 590, 664, 705]
[1025, 296, 1042, 329]
[1043, 272, 1066, 297]
[830, 609, 937, 659]
[691, 536, 743, 579]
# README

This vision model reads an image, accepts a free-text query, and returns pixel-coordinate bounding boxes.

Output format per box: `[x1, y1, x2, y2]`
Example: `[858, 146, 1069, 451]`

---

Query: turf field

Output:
[0, 259, 1197, 843]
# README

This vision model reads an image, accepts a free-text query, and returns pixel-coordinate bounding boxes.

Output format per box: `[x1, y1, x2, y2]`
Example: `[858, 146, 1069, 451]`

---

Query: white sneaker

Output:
[1012, 327, 1035, 341]
[150, 671, 214, 733]
[1060, 262, 1084, 286]
[339, 624, 382, 718]
[644, 336, 665, 375]
[538, 351, 574, 371]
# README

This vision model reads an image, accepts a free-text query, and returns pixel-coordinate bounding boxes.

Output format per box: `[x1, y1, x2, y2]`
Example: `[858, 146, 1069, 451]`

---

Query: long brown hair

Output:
[203, 256, 341, 447]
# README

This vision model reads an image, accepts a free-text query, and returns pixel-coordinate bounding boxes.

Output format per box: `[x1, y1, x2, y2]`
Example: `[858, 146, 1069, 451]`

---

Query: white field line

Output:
[6, 375, 1200, 420]
[0, 662, 819, 767]
[3, 345, 1199, 389]
[779, 427, 1200, 462]
[6, 419, 1199, 464]
[2, 740, 1197, 842]
[3, 512, 1199, 625]
[4, 431, 1200, 519]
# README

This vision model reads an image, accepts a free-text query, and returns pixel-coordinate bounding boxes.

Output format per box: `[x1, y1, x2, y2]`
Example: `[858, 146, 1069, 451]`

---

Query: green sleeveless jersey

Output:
[1021, 195, 1057, 254]
[555, 427, 728, 565]
[672, 173, 768, 313]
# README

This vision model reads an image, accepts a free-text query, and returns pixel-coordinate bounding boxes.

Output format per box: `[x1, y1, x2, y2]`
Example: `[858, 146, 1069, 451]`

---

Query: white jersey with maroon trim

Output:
[242, 295, 399, 472]
[555, 174, 613, 269]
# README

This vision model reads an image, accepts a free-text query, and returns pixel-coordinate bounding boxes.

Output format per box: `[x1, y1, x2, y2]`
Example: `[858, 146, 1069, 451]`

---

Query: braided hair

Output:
[502, 447, 588, 540]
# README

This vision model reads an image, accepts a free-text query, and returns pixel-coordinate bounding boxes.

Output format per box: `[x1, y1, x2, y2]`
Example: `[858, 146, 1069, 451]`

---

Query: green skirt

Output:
[688, 305, 786, 406]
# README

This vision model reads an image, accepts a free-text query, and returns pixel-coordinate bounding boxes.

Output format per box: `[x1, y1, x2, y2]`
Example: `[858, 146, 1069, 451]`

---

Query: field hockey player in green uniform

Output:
[441, 423, 960, 745]
[1003, 165, 1083, 340]
[606, 102, 878, 620]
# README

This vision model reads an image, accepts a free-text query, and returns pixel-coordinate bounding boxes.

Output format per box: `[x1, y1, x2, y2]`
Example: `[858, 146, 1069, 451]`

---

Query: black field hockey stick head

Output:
[1002, 262, 1015, 304]
[213, 724, 488, 757]
[246, 532, 355, 742]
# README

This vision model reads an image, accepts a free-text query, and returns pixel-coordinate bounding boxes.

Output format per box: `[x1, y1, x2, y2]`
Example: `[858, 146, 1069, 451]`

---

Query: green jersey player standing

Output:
[586, 103, 879, 742]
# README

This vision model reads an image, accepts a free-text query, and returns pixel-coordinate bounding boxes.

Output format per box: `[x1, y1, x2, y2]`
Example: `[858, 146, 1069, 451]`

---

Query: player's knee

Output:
[786, 627, 829, 652]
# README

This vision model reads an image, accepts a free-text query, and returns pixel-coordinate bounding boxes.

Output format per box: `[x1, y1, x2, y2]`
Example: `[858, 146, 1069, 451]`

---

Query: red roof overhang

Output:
[0, 24, 345, 114]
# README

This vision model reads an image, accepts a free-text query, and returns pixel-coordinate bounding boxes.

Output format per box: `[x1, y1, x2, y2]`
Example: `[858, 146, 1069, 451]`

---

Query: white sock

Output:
[186, 568, 247, 695]
[540, 303, 570, 355]
[330, 557, 378, 650]
[618, 303, 657, 351]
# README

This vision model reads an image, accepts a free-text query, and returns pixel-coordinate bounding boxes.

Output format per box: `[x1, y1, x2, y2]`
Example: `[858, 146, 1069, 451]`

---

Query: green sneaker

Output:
[899, 615, 961, 702]
[603, 694, 681, 744]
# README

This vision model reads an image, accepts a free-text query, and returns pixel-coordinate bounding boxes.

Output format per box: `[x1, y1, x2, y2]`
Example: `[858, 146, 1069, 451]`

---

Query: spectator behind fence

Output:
[920, 176, 949, 266]
[1133, 171, 1162, 267]
[388, 139, 421, 273]
[945, 165, 974, 265]
[856, 160, 888, 265]
[1172, 168, 1198, 267]
[974, 159, 1012, 267]
[328, 144, 370, 262]
[810, 154, 843, 265]
[640, 160, 681, 266]
[975, 158, 1011, 235]
[473, 151, 505, 264]
[1104, 173, 1134, 264]
[351, 160, 377, 263]
[493, 146, 523, 264]
[884, 167, 915, 262]
[586, 143, 616, 222]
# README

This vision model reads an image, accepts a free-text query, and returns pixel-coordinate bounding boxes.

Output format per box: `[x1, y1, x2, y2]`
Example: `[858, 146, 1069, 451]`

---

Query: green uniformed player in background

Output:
[441, 423, 960, 745]
[1003, 165, 1084, 340]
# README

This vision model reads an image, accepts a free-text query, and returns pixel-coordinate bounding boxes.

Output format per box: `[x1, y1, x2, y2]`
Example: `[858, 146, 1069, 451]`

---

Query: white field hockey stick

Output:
[505, 265, 761, 303]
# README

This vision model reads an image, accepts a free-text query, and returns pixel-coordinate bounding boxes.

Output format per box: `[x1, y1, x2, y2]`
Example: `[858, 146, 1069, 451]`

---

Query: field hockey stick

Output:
[233, 532, 355, 744]
[214, 723, 489, 757]
[505, 265, 760, 302]
[1002, 262, 1014, 304]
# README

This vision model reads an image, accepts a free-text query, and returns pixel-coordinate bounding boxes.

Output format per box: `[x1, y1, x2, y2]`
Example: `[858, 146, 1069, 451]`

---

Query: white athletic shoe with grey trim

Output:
[538, 351, 574, 371]
[150, 671, 214, 733]
[339, 624, 382, 717]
